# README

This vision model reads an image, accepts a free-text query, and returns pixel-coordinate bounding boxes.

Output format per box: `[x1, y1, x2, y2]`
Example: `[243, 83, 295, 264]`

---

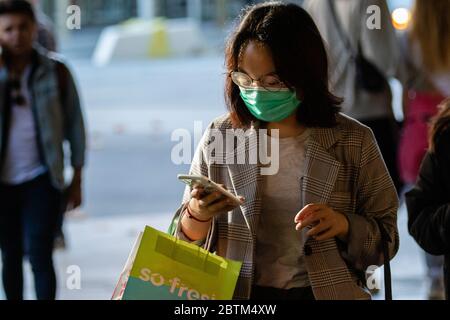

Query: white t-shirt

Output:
[1, 66, 47, 185]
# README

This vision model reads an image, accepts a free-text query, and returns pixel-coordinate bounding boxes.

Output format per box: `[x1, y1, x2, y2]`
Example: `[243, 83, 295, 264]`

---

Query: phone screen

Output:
[178, 175, 242, 205]
[189, 179, 215, 194]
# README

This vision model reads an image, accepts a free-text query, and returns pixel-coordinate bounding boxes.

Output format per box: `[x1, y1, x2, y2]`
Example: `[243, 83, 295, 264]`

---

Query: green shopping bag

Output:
[118, 225, 242, 300]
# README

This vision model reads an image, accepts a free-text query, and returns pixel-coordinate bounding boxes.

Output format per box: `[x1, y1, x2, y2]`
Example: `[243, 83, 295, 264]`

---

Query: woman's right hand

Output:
[188, 184, 245, 221]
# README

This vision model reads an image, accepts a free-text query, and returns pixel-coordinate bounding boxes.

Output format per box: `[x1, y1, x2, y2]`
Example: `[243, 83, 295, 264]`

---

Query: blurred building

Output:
[39, 0, 304, 27]
[40, 0, 137, 27]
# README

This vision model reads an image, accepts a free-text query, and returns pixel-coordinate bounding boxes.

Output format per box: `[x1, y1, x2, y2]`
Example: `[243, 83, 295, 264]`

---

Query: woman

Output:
[170, 2, 399, 300]
[397, 0, 450, 299]
[406, 99, 450, 300]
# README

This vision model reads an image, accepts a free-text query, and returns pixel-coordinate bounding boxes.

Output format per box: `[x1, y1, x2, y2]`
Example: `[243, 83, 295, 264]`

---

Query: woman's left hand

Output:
[294, 204, 349, 242]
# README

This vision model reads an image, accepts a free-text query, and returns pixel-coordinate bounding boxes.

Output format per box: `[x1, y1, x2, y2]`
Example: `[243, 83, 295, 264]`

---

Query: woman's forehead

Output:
[238, 40, 276, 77]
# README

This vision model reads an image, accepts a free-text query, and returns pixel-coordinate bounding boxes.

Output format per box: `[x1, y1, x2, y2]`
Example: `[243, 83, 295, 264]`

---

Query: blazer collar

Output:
[310, 125, 342, 151]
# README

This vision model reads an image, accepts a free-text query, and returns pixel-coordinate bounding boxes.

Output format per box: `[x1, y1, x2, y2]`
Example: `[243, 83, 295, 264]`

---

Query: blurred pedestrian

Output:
[0, 0, 86, 300]
[397, 0, 450, 300]
[406, 99, 450, 300]
[170, 2, 399, 300]
[304, 0, 403, 193]
[0, 0, 56, 51]
[1, 0, 63, 251]
[398, 0, 449, 189]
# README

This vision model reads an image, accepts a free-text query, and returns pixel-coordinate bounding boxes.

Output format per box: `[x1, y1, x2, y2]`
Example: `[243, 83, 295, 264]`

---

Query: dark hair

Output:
[0, 0, 36, 22]
[225, 1, 342, 128]
[429, 98, 450, 157]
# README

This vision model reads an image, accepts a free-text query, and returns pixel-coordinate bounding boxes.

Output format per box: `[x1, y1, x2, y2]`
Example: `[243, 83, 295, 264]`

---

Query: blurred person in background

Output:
[0, 0, 85, 300]
[406, 99, 450, 301]
[397, 0, 450, 300]
[3, 0, 64, 252]
[304, 0, 403, 194]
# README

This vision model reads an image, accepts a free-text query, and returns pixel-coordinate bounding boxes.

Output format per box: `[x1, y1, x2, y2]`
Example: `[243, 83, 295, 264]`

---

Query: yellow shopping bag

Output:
[112, 225, 242, 300]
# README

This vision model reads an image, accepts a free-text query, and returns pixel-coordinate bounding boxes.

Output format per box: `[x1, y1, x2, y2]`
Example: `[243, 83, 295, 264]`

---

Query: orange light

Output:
[392, 8, 411, 30]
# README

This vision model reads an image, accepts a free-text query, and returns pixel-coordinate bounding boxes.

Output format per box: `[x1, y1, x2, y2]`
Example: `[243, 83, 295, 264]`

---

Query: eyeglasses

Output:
[8, 76, 26, 106]
[230, 71, 287, 92]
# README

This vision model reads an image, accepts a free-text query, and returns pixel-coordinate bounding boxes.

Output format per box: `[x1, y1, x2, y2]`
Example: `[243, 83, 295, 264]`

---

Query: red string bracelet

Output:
[185, 204, 212, 223]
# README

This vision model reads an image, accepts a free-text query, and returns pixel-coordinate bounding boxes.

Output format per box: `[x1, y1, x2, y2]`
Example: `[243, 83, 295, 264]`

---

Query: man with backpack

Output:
[0, 0, 86, 300]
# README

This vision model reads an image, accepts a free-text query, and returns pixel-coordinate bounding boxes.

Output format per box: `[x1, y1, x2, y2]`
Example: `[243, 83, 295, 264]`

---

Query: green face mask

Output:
[239, 87, 302, 123]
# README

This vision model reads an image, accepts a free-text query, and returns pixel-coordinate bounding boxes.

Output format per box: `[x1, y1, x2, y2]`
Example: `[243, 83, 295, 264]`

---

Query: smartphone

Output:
[177, 174, 244, 206]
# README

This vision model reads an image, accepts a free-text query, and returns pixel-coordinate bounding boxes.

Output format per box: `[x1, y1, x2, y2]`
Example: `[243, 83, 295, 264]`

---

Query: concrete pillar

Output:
[137, 0, 157, 19]
[187, 0, 202, 23]
[216, 0, 227, 27]
[53, 0, 70, 41]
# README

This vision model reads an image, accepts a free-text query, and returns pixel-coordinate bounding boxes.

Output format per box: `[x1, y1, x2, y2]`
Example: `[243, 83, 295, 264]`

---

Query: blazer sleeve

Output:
[342, 127, 400, 270]
[168, 120, 218, 250]
[406, 153, 450, 255]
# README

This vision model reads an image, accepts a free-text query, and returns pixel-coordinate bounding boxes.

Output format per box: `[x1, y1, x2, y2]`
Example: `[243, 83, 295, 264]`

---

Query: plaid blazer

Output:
[171, 113, 399, 300]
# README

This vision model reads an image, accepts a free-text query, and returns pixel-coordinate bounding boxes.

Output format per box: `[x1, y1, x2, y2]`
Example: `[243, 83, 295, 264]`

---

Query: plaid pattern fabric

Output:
[171, 113, 399, 300]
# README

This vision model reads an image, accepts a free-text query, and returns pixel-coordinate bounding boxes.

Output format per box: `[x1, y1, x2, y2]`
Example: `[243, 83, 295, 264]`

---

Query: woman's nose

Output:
[250, 79, 263, 88]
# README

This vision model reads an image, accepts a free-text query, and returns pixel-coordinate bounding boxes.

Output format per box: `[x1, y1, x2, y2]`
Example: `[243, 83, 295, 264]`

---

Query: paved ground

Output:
[0, 203, 429, 300]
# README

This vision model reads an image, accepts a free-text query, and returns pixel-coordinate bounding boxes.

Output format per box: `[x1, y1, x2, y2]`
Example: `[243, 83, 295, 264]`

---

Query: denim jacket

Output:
[0, 47, 86, 190]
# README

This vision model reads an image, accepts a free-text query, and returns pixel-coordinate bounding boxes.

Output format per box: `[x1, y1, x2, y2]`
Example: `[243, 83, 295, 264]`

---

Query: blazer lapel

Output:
[226, 123, 262, 236]
[301, 126, 342, 223]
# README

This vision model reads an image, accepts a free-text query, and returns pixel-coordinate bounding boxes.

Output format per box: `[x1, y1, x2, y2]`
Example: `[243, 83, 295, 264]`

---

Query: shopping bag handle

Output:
[170, 202, 216, 271]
